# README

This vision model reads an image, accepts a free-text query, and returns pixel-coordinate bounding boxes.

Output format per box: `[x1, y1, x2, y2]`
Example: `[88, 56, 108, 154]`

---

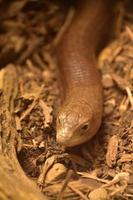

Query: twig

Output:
[68, 183, 88, 200]
[58, 169, 73, 200]
[125, 87, 133, 110]
[20, 85, 44, 121]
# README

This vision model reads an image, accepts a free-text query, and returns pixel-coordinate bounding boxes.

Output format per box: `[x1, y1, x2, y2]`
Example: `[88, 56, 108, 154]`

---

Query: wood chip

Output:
[15, 116, 22, 131]
[103, 172, 129, 187]
[126, 26, 133, 41]
[112, 74, 130, 92]
[0, 68, 5, 90]
[106, 135, 118, 167]
[45, 163, 67, 183]
[88, 188, 108, 200]
[102, 74, 114, 89]
[118, 154, 133, 163]
[39, 100, 53, 127]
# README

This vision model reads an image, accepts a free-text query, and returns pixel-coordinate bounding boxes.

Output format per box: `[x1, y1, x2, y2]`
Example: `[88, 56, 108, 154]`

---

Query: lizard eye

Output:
[80, 123, 89, 131]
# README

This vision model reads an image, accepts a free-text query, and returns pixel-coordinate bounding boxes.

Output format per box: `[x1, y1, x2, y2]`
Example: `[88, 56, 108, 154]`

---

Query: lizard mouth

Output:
[56, 130, 91, 147]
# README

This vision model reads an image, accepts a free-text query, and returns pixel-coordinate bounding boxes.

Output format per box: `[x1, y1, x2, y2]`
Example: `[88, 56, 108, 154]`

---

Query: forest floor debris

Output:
[0, 0, 133, 200]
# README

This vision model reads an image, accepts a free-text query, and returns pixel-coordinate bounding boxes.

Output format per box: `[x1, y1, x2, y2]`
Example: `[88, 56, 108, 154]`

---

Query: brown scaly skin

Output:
[56, 0, 117, 147]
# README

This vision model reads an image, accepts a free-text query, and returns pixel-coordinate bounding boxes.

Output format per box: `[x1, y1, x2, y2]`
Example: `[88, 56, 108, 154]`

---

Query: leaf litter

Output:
[0, 0, 133, 200]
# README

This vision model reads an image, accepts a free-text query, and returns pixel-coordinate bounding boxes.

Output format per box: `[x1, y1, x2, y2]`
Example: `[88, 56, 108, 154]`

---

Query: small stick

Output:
[68, 183, 89, 200]
[125, 87, 133, 110]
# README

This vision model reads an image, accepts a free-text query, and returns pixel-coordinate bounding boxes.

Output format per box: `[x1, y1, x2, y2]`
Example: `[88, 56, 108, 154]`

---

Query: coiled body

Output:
[56, 0, 117, 147]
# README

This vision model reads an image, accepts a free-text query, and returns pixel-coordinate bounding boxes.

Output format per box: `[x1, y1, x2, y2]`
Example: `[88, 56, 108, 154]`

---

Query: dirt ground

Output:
[0, 0, 133, 200]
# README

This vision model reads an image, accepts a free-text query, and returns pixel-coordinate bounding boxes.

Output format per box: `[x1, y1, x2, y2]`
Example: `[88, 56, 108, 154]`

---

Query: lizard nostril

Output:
[56, 131, 66, 144]
[56, 128, 74, 146]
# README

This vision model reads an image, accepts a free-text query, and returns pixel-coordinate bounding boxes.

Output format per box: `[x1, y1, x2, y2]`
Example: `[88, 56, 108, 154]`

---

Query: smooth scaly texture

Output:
[56, 0, 117, 147]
